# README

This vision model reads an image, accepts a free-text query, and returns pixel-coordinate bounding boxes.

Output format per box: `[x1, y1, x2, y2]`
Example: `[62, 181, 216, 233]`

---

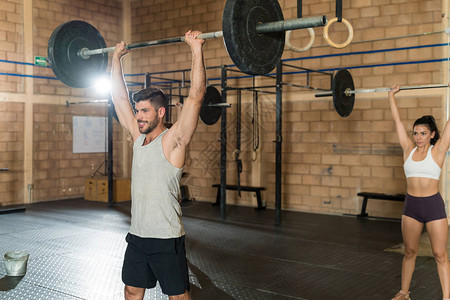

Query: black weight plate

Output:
[48, 20, 108, 88]
[222, 0, 285, 75]
[200, 86, 222, 125]
[332, 69, 355, 117]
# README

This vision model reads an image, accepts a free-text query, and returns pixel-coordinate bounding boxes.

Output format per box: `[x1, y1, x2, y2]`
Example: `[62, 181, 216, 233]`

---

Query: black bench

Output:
[0, 206, 26, 214]
[212, 184, 266, 210]
[357, 192, 405, 218]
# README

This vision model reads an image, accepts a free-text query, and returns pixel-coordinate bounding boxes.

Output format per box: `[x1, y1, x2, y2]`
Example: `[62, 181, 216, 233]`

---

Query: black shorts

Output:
[122, 233, 189, 296]
[402, 192, 447, 223]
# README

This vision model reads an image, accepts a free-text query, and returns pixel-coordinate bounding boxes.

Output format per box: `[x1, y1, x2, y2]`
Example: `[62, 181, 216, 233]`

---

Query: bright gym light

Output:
[94, 76, 110, 96]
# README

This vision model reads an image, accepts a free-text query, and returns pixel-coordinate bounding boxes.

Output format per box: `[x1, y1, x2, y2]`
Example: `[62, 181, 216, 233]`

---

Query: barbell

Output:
[66, 101, 230, 109]
[47, 0, 327, 88]
[315, 69, 449, 117]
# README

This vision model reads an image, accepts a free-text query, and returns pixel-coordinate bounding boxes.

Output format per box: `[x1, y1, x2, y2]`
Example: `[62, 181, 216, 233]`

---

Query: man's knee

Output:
[168, 290, 191, 300]
[124, 285, 145, 300]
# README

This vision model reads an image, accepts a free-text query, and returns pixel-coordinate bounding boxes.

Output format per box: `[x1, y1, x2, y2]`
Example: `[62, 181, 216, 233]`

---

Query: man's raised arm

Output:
[110, 42, 139, 140]
[171, 31, 206, 145]
[163, 31, 206, 168]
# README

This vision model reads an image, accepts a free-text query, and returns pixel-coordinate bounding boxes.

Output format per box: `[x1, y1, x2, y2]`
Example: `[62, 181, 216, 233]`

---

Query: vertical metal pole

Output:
[330, 71, 334, 92]
[336, 0, 343, 22]
[275, 62, 282, 226]
[167, 83, 172, 123]
[306, 70, 310, 88]
[297, 0, 302, 18]
[145, 72, 151, 88]
[236, 89, 242, 196]
[220, 65, 228, 219]
[107, 97, 114, 207]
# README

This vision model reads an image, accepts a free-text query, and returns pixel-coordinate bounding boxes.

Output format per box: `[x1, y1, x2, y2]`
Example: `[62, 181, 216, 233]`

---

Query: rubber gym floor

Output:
[0, 199, 443, 299]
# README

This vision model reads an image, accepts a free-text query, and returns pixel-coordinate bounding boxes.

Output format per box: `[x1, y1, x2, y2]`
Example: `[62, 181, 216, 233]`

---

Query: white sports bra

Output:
[403, 145, 441, 180]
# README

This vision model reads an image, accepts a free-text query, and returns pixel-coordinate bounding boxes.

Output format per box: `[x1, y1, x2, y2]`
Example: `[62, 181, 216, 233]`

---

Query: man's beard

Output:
[139, 115, 159, 134]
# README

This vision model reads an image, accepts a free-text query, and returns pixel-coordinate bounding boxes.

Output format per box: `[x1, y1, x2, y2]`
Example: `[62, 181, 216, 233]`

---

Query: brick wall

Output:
[33, 103, 126, 202]
[130, 0, 230, 74]
[0, 0, 24, 93]
[0, 102, 24, 206]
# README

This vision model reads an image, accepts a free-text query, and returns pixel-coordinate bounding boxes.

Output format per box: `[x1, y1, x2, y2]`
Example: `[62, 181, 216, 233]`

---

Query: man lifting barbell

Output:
[110, 30, 205, 300]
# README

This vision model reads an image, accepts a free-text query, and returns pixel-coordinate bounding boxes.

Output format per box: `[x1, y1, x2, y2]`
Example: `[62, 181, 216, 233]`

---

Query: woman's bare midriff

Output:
[406, 177, 439, 197]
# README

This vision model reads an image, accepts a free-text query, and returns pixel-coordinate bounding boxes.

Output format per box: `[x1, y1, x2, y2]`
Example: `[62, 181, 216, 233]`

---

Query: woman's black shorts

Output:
[402, 192, 447, 223]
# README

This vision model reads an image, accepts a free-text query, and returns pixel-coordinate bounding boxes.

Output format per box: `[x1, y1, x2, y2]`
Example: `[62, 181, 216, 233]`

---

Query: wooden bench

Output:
[357, 192, 405, 218]
[212, 184, 266, 210]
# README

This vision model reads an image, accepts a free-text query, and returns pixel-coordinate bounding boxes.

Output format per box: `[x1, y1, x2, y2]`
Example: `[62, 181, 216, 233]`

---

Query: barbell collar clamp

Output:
[78, 48, 91, 59]
[344, 88, 352, 97]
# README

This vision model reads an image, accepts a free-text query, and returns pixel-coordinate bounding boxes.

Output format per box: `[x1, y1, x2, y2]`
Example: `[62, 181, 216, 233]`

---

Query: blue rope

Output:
[0, 43, 448, 83]
[0, 72, 57, 80]
[283, 43, 447, 62]
[125, 43, 448, 77]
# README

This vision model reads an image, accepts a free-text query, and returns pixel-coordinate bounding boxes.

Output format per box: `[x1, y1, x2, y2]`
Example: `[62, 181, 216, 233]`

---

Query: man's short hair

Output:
[132, 88, 168, 115]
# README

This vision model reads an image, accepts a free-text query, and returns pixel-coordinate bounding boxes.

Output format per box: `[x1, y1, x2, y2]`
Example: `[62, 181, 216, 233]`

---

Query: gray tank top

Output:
[130, 129, 185, 238]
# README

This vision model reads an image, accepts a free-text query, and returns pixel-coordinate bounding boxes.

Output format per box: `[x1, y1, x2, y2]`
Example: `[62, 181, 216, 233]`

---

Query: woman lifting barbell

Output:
[389, 85, 450, 300]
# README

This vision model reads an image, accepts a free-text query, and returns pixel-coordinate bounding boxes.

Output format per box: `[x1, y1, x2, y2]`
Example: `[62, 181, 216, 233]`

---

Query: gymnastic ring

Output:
[323, 17, 354, 49]
[285, 28, 315, 52]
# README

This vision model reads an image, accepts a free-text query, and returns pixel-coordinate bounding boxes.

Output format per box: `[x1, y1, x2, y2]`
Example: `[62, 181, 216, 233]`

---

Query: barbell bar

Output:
[48, 0, 328, 88]
[65, 99, 110, 106]
[78, 31, 224, 58]
[315, 84, 449, 97]
[175, 102, 231, 108]
[79, 17, 325, 58]
[314, 68, 449, 117]
[66, 100, 231, 108]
